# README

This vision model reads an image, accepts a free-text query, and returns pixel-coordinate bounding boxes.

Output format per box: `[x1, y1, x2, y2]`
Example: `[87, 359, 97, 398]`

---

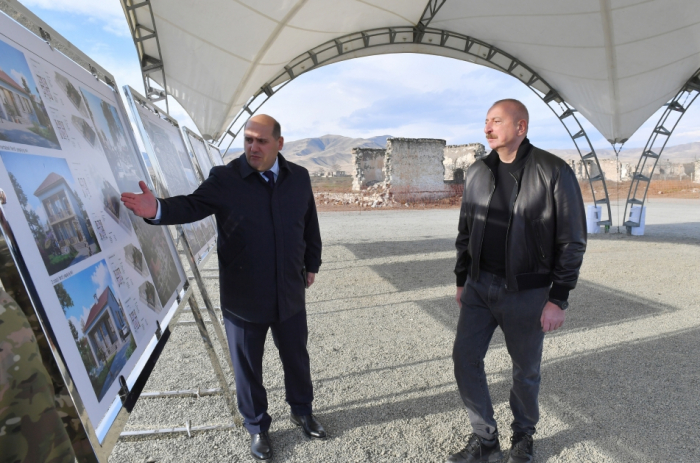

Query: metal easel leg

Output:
[187, 292, 242, 426]
[174, 226, 235, 375]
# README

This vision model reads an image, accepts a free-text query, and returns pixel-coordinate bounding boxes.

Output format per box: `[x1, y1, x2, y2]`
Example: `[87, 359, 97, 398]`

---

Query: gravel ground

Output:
[110, 199, 700, 462]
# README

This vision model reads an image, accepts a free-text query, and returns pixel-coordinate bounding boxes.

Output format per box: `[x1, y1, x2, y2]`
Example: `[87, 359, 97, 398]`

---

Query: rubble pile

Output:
[314, 182, 399, 208]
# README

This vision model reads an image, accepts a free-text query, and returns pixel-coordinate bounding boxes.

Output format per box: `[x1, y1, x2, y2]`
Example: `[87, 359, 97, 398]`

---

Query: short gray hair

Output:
[491, 98, 529, 123]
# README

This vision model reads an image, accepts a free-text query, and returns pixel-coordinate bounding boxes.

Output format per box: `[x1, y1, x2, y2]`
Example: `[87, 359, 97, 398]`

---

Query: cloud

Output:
[90, 261, 111, 298]
[68, 312, 90, 337]
[9, 69, 30, 90]
[22, 0, 129, 37]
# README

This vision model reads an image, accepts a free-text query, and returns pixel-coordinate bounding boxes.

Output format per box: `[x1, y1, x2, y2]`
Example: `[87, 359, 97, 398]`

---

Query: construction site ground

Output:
[111, 198, 700, 462]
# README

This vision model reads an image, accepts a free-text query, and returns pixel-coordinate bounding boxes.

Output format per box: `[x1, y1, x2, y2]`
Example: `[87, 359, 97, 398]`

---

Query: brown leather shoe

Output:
[290, 413, 327, 439]
[250, 431, 272, 460]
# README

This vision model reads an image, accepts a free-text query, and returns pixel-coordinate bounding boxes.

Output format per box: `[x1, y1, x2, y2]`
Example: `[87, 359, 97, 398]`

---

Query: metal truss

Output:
[217, 26, 613, 226]
[121, 0, 169, 113]
[623, 69, 700, 230]
[414, 0, 447, 42]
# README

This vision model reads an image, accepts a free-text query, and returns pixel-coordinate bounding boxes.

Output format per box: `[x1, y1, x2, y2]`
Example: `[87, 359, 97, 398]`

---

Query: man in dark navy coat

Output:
[121, 114, 324, 460]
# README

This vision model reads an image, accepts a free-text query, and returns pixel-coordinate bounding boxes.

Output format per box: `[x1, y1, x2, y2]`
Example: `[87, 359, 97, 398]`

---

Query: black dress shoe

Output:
[290, 413, 327, 439]
[250, 431, 272, 460]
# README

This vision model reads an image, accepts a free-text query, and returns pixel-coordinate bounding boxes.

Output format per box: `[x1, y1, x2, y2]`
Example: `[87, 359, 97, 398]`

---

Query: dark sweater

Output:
[479, 139, 532, 277]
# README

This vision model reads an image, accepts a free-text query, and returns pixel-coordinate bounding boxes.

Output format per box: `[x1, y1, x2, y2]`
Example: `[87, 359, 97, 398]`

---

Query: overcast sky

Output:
[20, 0, 700, 155]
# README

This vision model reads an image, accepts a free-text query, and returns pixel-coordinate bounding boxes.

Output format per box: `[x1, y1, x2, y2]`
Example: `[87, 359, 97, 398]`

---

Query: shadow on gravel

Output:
[587, 223, 700, 245]
[538, 326, 700, 462]
[318, 388, 465, 438]
[344, 238, 454, 260]
[369, 257, 455, 292]
[414, 279, 679, 335]
[411, 281, 696, 461]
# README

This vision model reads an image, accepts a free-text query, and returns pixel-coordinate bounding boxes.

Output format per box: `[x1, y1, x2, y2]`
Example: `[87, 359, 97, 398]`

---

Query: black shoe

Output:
[250, 431, 272, 460]
[506, 432, 533, 463]
[290, 413, 327, 439]
[446, 433, 503, 462]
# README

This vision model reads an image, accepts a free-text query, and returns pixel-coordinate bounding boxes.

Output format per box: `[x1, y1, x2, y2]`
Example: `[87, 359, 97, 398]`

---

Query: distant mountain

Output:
[224, 134, 392, 172]
[223, 135, 700, 171]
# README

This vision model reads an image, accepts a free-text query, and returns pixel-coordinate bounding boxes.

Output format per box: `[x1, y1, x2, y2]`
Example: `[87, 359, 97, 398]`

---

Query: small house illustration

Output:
[81, 287, 130, 367]
[34, 172, 96, 255]
[139, 280, 160, 313]
[124, 243, 148, 276]
[0, 68, 38, 125]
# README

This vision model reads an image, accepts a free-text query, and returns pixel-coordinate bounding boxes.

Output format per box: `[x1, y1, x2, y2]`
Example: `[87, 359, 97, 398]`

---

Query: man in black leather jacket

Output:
[446, 99, 586, 463]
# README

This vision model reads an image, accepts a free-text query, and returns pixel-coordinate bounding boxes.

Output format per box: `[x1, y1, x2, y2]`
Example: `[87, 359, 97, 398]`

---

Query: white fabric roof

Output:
[141, 0, 700, 143]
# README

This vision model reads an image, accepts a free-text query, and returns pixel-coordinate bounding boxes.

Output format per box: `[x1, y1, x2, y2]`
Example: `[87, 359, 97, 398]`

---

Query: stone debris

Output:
[315, 182, 398, 208]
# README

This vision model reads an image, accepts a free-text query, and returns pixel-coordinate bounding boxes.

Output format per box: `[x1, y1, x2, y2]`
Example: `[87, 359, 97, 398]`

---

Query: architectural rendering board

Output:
[207, 143, 224, 166]
[126, 89, 216, 264]
[0, 16, 186, 433]
[185, 127, 215, 181]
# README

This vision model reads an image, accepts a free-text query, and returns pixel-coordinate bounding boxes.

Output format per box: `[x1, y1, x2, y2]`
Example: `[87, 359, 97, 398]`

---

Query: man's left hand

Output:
[540, 301, 565, 332]
[307, 272, 316, 288]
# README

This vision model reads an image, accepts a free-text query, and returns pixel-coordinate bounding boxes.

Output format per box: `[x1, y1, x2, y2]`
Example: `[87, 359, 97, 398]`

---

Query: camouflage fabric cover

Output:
[0, 288, 76, 463]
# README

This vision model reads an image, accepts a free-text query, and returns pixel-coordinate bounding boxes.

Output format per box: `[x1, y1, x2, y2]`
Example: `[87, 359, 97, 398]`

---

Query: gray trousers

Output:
[453, 271, 549, 439]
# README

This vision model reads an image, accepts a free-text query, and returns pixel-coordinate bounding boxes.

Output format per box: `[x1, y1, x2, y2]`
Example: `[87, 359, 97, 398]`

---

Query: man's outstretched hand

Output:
[121, 181, 157, 219]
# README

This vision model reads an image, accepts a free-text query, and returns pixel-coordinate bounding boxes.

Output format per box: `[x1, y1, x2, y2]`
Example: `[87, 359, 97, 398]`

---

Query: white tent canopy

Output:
[126, 0, 700, 144]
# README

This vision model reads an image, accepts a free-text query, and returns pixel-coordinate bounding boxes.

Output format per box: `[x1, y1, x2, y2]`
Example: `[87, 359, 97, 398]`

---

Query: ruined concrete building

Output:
[568, 158, 695, 182]
[443, 143, 487, 183]
[384, 138, 452, 201]
[352, 139, 487, 199]
[352, 148, 385, 190]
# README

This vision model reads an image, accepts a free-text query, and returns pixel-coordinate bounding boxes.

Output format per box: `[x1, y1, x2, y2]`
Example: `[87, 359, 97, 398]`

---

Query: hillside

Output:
[224, 134, 392, 172]
[224, 135, 700, 170]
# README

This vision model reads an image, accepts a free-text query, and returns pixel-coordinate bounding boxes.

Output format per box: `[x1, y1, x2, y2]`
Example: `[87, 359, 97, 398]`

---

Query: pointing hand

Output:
[121, 181, 157, 219]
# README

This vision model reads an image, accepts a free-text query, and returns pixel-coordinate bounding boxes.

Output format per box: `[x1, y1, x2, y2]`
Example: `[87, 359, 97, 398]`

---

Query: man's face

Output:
[484, 103, 526, 153]
[243, 119, 283, 172]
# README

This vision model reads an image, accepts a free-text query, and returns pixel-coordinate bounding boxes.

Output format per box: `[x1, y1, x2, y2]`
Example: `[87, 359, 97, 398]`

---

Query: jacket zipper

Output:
[535, 224, 546, 258]
[504, 173, 520, 289]
[475, 169, 496, 281]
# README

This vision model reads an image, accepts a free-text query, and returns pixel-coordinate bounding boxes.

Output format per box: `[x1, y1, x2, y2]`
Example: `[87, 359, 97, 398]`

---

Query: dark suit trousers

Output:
[223, 310, 314, 434]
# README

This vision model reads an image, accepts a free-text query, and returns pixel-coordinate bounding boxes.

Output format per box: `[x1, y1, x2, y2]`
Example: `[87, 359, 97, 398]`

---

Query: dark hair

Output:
[491, 98, 529, 123]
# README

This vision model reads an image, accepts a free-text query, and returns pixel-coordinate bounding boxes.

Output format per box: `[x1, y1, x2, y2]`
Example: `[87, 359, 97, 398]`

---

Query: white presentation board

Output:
[124, 87, 216, 264]
[207, 142, 224, 166]
[183, 126, 216, 182]
[0, 13, 186, 439]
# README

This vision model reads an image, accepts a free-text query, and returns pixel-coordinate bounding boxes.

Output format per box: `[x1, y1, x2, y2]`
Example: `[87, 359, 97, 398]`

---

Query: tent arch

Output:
[623, 69, 700, 230]
[218, 26, 613, 227]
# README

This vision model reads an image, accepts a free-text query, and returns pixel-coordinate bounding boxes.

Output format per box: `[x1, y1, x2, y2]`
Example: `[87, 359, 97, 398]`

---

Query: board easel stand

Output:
[0, 2, 240, 460]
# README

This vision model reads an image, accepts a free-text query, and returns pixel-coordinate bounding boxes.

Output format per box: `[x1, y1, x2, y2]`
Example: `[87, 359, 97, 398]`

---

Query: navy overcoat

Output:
[151, 153, 322, 324]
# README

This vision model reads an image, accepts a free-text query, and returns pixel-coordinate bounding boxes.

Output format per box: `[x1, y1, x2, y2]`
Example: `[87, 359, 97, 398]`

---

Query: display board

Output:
[207, 142, 224, 166]
[183, 126, 217, 182]
[0, 13, 186, 441]
[123, 87, 216, 264]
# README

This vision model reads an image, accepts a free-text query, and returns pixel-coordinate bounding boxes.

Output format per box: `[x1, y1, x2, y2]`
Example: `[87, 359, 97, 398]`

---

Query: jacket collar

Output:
[237, 153, 292, 179]
[482, 138, 532, 176]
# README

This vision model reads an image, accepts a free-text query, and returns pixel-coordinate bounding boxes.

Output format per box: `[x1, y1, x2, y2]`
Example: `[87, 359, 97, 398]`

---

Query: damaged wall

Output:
[352, 148, 386, 191]
[384, 138, 452, 201]
[443, 143, 486, 182]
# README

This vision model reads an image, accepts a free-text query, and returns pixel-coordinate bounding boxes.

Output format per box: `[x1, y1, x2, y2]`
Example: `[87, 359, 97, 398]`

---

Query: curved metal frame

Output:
[623, 70, 700, 230]
[121, 0, 169, 113]
[216, 25, 613, 226]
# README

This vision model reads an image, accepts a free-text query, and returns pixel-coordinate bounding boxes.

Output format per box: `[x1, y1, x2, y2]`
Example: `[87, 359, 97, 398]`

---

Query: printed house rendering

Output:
[82, 286, 131, 368]
[34, 172, 99, 260]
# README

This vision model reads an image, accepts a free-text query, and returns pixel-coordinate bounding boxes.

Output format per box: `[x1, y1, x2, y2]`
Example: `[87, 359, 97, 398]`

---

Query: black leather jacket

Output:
[454, 145, 587, 300]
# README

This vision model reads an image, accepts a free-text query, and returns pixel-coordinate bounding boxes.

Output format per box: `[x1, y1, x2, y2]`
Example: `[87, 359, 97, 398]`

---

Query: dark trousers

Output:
[223, 310, 314, 434]
[453, 271, 549, 439]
